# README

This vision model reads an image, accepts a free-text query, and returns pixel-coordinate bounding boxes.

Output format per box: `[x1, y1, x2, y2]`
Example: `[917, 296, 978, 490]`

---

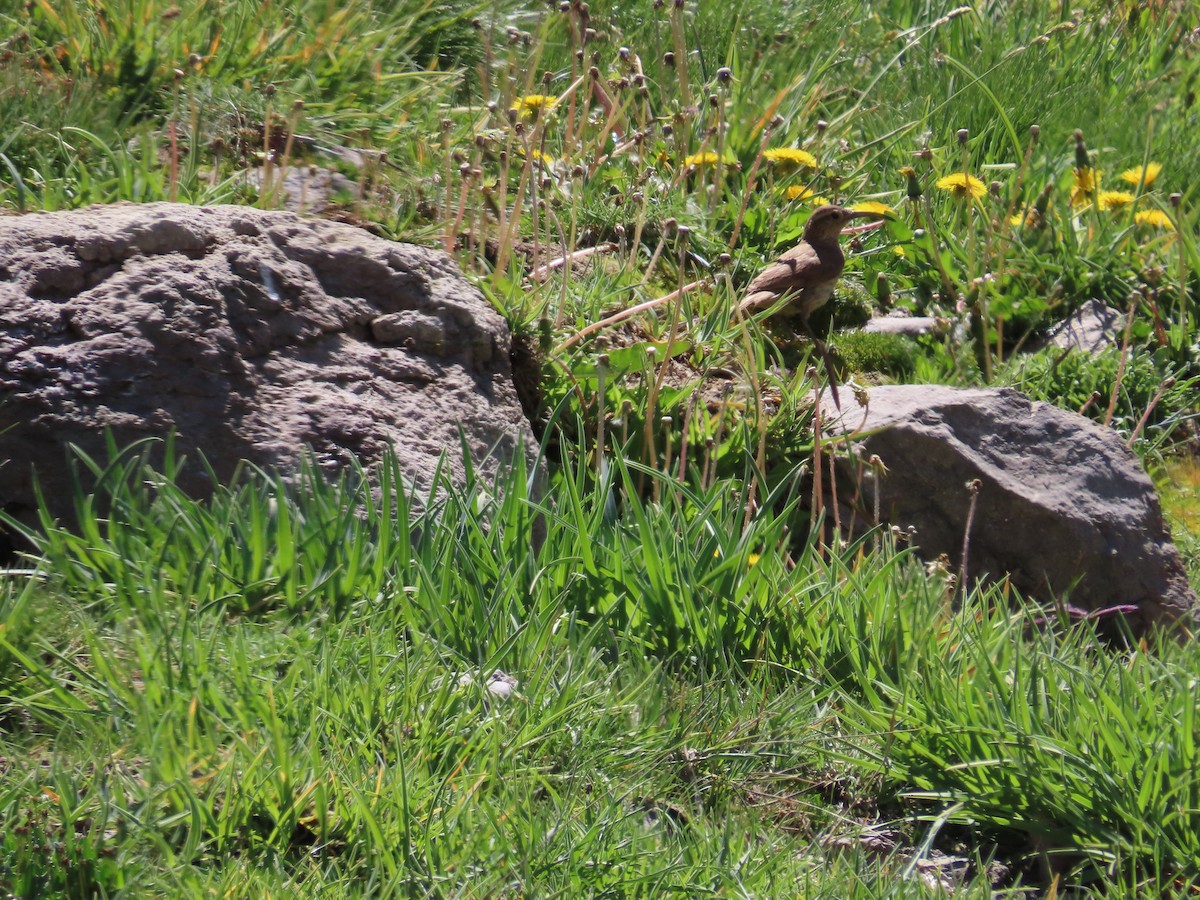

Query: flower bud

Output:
[876, 272, 891, 308]
[1035, 182, 1053, 215]
[1074, 130, 1090, 169]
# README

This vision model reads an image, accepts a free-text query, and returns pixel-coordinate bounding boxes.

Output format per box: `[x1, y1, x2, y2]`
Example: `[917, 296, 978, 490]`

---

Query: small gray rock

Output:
[1041, 299, 1124, 355]
[860, 315, 944, 337]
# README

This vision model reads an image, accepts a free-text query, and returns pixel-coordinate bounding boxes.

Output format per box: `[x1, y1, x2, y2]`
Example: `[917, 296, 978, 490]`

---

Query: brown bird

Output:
[739, 205, 885, 406]
[739, 205, 883, 331]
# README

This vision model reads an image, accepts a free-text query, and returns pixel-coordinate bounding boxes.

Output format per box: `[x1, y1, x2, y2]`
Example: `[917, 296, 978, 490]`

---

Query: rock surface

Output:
[860, 314, 944, 337]
[241, 165, 363, 214]
[1040, 299, 1123, 354]
[820, 384, 1197, 636]
[0, 202, 537, 531]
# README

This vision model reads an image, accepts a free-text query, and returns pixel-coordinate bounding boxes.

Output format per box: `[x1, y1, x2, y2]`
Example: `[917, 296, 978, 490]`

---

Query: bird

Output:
[739, 204, 884, 332]
[739, 204, 886, 407]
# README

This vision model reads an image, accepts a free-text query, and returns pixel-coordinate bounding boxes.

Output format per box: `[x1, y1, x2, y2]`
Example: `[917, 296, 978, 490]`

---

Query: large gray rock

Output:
[0, 202, 536, 530]
[820, 385, 1197, 636]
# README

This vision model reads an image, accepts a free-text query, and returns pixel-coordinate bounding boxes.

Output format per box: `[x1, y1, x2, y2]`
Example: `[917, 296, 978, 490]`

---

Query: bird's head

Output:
[802, 205, 887, 242]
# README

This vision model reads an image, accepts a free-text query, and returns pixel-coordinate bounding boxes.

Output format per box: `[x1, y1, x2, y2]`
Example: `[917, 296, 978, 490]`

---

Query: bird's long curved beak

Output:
[845, 210, 889, 235]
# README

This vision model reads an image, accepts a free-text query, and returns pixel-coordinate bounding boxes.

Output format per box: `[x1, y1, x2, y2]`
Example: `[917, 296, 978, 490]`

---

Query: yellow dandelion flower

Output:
[851, 200, 895, 216]
[1134, 209, 1174, 230]
[512, 94, 557, 117]
[892, 245, 907, 258]
[1097, 190, 1135, 211]
[1120, 162, 1161, 188]
[782, 185, 827, 204]
[747, 553, 761, 567]
[935, 173, 986, 201]
[684, 151, 722, 168]
[763, 147, 818, 169]
[1070, 166, 1100, 207]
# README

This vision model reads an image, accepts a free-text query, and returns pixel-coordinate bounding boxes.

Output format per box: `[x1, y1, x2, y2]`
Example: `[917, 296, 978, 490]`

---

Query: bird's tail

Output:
[738, 290, 779, 317]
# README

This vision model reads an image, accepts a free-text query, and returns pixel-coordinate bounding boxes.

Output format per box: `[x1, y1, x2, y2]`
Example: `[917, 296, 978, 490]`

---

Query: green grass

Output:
[3, 0, 1200, 894]
[2, 442, 1200, 895]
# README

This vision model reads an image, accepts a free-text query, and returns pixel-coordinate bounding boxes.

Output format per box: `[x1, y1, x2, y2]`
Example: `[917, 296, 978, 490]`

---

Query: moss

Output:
[830, 331, 917, 379]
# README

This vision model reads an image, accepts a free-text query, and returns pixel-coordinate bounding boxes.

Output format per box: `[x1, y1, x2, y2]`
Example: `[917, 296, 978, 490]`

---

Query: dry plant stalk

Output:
[1103, 293, 1139, 428]
[527, 243, 618, 281]
[554, 279, 710, 353]
[809, 366, 825, 557]
[644, 232, 691, 482]
[960, 478, 982, 595]
[1127, 377, 1175, 448]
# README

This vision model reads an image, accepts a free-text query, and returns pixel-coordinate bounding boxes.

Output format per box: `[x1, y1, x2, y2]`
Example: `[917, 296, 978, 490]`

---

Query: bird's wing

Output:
[743, 244, 817, 298]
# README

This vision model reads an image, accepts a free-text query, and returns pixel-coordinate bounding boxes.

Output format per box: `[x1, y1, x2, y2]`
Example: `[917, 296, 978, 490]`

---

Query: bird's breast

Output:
[804, 280, 835, 310]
